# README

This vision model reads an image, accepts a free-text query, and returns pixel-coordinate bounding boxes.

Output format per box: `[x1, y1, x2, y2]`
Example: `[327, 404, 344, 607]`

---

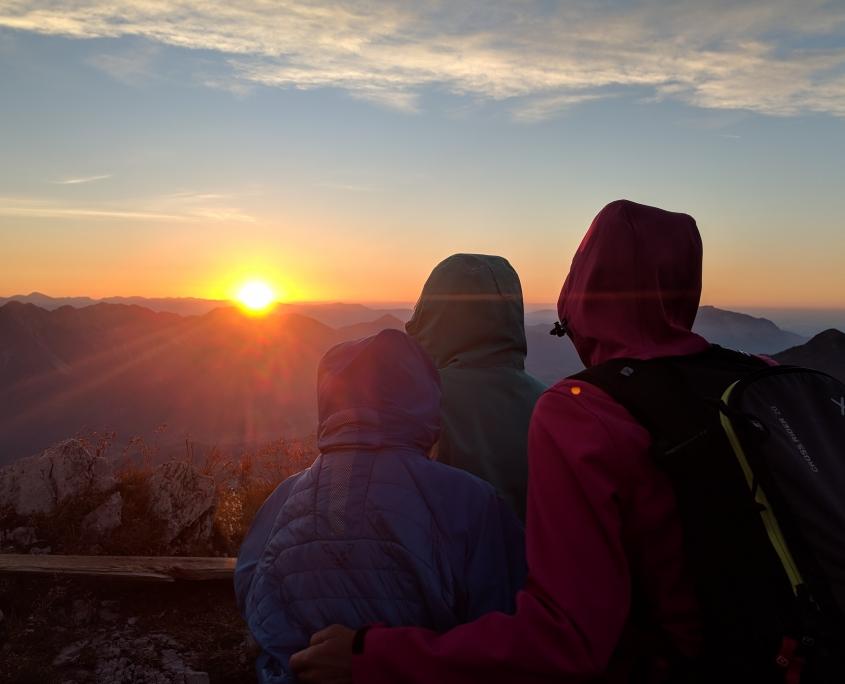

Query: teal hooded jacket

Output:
[406, 254, 546, 519]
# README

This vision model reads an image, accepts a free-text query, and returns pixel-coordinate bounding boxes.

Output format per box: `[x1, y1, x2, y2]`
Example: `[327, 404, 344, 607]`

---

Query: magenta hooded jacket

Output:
[352, 200, 714, 683]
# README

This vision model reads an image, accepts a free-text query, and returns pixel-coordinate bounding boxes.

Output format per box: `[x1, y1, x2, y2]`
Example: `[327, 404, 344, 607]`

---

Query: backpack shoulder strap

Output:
[570, 346, 767, 457]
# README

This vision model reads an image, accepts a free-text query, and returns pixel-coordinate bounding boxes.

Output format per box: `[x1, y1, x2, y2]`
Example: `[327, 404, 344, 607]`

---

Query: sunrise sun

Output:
[236, 280, 276, 313]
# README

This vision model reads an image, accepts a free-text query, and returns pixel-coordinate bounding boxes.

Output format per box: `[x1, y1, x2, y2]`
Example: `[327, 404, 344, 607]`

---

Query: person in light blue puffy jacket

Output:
[234, 329, 526, 683]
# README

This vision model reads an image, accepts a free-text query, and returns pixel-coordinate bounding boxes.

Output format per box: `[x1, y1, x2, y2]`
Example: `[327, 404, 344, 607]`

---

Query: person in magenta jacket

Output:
[290, 199, 707, 683]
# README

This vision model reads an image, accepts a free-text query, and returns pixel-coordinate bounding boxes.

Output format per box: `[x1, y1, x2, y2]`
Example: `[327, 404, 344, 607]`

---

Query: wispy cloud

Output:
[153, 190, 257, 222]
[0, 195, 256, 223]
[0, 205, 188, 221]
[348, 88, 419, 113]
[87, 43, 160, 84]
[511, 93, 610, 123]
[52, 174, 112, 185]
[196, 73, 255, 98]
[1, 1, 844, 119]
[158, 191, 230, 202]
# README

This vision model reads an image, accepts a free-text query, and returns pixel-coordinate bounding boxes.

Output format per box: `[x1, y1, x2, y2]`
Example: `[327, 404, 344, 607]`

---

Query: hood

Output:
[406, 254, 527, 369]
[317, 329, 441, 453]
[558, 199, 709, 368]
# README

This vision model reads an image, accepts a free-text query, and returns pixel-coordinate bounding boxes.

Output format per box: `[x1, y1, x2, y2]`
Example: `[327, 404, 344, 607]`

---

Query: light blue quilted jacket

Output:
[234, 330, 526, 683]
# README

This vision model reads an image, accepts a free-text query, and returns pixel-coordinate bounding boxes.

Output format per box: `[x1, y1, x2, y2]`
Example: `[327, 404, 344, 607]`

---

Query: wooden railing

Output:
[0, 554, 236, 582]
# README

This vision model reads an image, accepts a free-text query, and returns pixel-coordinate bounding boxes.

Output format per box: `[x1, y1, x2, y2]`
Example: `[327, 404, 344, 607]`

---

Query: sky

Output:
[0, 1, 844, 307]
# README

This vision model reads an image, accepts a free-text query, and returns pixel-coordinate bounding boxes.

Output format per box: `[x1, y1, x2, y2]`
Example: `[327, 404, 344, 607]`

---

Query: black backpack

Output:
[572, 346, 845, 683]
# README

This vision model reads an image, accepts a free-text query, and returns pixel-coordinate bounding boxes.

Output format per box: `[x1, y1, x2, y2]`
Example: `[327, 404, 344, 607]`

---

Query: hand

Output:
[290, 624, 356, 684]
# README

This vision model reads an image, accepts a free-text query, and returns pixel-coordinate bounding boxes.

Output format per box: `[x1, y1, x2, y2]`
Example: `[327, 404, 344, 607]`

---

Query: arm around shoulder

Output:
[346, 385, 639, 684]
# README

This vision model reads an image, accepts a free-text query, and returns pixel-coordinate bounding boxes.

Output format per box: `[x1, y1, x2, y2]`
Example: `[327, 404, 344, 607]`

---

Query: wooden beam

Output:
[0, 554, 236, 583]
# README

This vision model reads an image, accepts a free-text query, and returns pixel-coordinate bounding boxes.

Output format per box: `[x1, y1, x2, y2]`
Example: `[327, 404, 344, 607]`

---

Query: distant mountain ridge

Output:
[0, 295, 826, 352]
[773, 329, 845, 383]
[0, 292, 228, 317]
[525, 305, 810, 385]
[0, 292, 412, 325]
[0, 302, 400, 464]
[693, 306, 805, 354]
[0, 299, 834, 464]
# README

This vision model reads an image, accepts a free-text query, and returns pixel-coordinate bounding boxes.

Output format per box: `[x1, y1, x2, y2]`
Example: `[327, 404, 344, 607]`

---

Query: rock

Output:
[147, 462, 216, 546]
[28, 545, 51, 554]
[0, 439, 116, 515]
[81, 491, 123, 537]
[184, 673, 210, 684]
[160, 648, 186, 671]
[99, 600, 120, 622]
[72, 598, 95, 626]
[53, 640, 89, 667]
[149, 632, 180, 647]
[8, 525, 37, 548]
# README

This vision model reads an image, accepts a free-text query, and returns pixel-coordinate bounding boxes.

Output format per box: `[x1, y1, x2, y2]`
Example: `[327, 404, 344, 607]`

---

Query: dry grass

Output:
[108, 467, 171, 555]
[68, 430, 319, 556]
[205, 438, 318, 555]
[30, 489, 114, 554]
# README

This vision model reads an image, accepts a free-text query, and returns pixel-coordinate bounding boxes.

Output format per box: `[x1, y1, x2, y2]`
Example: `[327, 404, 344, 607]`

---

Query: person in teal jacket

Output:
[406, 254, 546, 519]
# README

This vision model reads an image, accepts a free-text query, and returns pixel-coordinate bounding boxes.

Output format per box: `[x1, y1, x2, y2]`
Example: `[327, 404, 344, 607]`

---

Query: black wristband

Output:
[352, 625, 372, 655]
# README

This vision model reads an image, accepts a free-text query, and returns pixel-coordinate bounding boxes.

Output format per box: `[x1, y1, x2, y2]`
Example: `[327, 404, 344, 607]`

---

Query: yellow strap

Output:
[720, 382, 804, 594]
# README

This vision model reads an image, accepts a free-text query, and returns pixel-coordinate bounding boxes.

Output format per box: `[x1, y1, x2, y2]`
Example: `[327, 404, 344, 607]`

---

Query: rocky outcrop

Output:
[81, 492, 123, 537]
[7, 526, 37, 547]
[0, 440, 115, 516]
[147, 462, 216, 547]
[0, 442, 222, 555]
[0, 526, 52, 553]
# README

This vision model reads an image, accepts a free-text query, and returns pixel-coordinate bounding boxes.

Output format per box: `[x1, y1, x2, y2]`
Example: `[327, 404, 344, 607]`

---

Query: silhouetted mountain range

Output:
[524, 306, 812, 385]
[0, 292, 228, 317]
[0, 302, 402, 464]
[0, 300, 838, 464]
[773, 329, 845, 383]
[742, 308, 845, 338]
[693, 306, 805, 353]
[0, 293, 412, 325]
